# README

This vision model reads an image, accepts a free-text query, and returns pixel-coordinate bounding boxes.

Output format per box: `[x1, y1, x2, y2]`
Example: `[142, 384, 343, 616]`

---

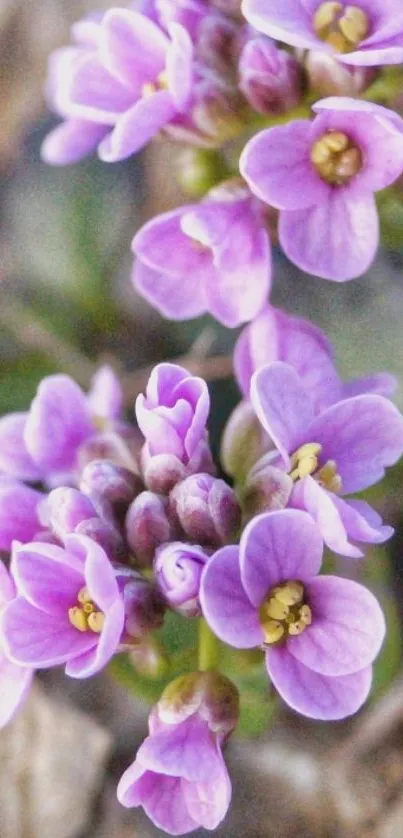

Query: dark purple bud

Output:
[242, 454, 293, 521]
[305, 51, 376, 97]
[75, 517, 124, 562]
[141, 451, 187, 495]
[239, 37, 303, 116]
[80, 460, 143, 510]
[125, 491, 178, 567]
[77, 431, 140, 473]
[170, 474, 241, 547]
[154, 542, 208, 617]
[115, 566, 166, 640]
[46, 488, 98, 540]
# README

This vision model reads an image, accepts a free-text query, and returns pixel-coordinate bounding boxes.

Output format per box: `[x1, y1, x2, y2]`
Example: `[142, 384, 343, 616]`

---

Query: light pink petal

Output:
[83, 536, 119, 611]
[240, 509, 323, 608]
[342, 372, 397, 400]
[182, 753, 231, 830]
[100, 9, 168, 90]
[1, 598, 96, 668]
[240, 121, 329, 210]
[133, 259, 208, 320]
[0, 654, 33, 729]
[279, 189, 379, 282]
[250, 362, 314, 465]
[87, 365, 123, 421]
[308, 394, 403, 493]
[137, 715, 222, 782]
[290, 477, 363, 559]
[66, 53, 135, 123]
[266, 646, 372, 720]
[41, 120, 109, 166]
[242, 0, 320, 49]
[200, 546, 262, 649]
[166, 23, 194, 110]
[0, 413, 41, 481]
[0, 561, 15, 607]
[331, 496, 394, 546]
[0, 483, 42, 551]
[289, 575, 385, 676]
[98, 90, 175, 161]
[24, 375, 93, 474]
[121, 768, 198, 834]
[12, 544, 83, 615]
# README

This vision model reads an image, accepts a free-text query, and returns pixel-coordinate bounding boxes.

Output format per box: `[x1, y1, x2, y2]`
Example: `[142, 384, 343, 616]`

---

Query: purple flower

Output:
[0, 561, 33, 728]
[136, 363, 213, 492]
[118, 671, 236, 833]
[201, 509, 385, 720]
[1, 535, 125, 677]
[242, 0, 403, 67]
[132, 181, 271, 327]
[0, 367, 124, 486]
[240, 98, 403, 280]
[41, 7, 194, 165]
[43, 487, 124, 559]
[249, 362, 403, 557]
[235, 304, 397, 410]
[239, 36, 302, 115]
[155, 542, 209, 616]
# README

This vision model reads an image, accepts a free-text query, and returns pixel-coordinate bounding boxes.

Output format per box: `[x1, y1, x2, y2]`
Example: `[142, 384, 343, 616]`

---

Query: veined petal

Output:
[200, 546, 262, 649]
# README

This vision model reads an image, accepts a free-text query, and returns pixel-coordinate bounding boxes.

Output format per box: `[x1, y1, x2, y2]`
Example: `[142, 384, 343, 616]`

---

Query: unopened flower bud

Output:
[305, 50, 376, 97]
[128, 635, 169, 678]
[242, 454, 293, 520]
[45, 488, 98, 540]
[221, 400, 273, 482]
[154, 542, 208, 617]
[141, 451, 187, 494]
[125, 491, 178, 567]
[75, 516, 124, 561]
[159, 671, 239, 738]
[239, 37, 303, 115]
[80, 460, 143, 512]
[170, 474, 241, 547]
[116, 567, 166, 641]
[78, 431, 140, 473]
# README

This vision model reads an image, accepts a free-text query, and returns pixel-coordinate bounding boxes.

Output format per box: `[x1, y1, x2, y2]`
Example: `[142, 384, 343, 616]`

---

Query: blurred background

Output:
[1, 1, 403, 836]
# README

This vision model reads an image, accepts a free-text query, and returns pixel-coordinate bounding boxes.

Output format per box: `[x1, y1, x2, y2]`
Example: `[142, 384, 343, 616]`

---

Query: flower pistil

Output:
[68, 586, 105, 633]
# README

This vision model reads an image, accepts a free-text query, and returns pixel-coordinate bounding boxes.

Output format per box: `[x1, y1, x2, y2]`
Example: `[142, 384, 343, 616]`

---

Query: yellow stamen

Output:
[68, 606, 88, 633]
[313, 2, 369, 53]
[142, 81, 157, 98]
[311, 131, 362, 185]
[260, 582, 311, 646]
[87, 611, 105, 634]
[290, 442, 322, 481]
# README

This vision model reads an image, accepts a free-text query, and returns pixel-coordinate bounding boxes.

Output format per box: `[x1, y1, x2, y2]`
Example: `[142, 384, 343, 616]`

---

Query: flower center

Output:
[142, 71, 169, 99]
[310, 131, 362, 185]
[68, 586, 105, 634]
[259, 581, 312, 645]
[313, 2, 370, 53]
[289, 442, 343, 493]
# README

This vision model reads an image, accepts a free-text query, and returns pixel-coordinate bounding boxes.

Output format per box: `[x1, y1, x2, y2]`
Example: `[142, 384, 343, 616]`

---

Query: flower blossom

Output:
[136, 363, 214, 492]
[118, 671, 237, 834]
[41, 6, 194, 165]
[201, 509, 385, 720]
[0, 561, 33, 728]
[155, 542, 209, 616]
[242, 0, 403, 66]
[234, 304, 397, 410]
[0, 366, 125, 489]
[1, 535, 125, 677]
[132, 181, 271, 327]
[240, 98, 403, 280]
[249, 361, 403, 557]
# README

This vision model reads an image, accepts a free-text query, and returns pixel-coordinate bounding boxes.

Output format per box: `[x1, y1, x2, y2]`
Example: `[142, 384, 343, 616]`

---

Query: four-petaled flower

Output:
[249, 361, 403, 557]
[242, 0, 403, 67]
[201, 509, 385, 720]
[241, 98, 403, 280]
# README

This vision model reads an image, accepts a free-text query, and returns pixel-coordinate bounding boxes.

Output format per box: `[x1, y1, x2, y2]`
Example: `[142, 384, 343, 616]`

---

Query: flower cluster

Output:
[3, 0, 403, 834]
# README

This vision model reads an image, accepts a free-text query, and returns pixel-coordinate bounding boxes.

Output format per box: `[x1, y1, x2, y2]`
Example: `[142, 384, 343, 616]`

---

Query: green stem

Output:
[198, 618, 220, 672]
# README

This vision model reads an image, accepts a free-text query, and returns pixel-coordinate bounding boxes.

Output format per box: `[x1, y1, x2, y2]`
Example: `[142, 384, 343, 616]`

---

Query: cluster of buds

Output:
[2, 0, 403, 834]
